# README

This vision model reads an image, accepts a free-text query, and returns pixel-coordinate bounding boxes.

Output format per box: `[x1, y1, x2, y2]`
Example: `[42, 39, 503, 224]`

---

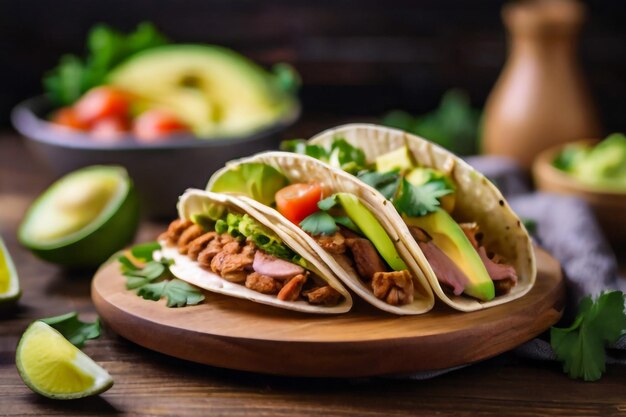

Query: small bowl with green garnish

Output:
[533, 133, 626, 243]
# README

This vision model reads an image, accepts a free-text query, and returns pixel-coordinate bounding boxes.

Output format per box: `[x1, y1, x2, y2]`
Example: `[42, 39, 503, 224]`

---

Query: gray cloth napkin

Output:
[466, 156, 626, 363]
[401, 156, 625, 379]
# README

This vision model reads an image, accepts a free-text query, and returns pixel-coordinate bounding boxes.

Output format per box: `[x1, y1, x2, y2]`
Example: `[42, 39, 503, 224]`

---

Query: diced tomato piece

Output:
[74, 86, 130, 126]
[132, 110, 188, 142]
[90, 116, 129, 141]
[50, 107, 87, 131]
[275, 183, 323, 225]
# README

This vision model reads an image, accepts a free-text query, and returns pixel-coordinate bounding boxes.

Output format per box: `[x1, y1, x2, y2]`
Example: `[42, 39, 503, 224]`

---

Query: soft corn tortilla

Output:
[208, 153, 435, 315]
[309, 123, 537, 312]
[159, 189, 352, 314]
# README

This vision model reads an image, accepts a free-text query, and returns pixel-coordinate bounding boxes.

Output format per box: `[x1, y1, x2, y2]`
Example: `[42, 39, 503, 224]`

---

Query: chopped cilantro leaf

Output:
[300, 211, 338, 235]
[162, 279, 207, 307]
[318, 195, 338, 211]
[40, 312, 100, 348]
[333, 216, 360, 233]
[129, 241, 161, 262]
[119, 243, 204, 308]
[280, 140, 329, 160]
[551, 291, 626, 381]
[393, 178, 453, 217]
[357, 170, 401, 200]
[328, 139, 368, 173]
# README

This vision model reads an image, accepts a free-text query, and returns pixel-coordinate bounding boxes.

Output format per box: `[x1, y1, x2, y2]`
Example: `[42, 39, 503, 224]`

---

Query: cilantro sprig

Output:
[551, 291, 626, 381]
[281, 138, 370, 174]
[40, 312, 100, 348]
[119, 242, 205, 308]
[44, 23, 168, 106]
[357, 169, 453, 217]
[300, 195, 360, 236]
[394, 178, 453, 217]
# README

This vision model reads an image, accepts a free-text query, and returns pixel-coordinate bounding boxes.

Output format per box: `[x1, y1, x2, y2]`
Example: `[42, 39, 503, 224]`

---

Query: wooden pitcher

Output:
[482, 0, 601, 168]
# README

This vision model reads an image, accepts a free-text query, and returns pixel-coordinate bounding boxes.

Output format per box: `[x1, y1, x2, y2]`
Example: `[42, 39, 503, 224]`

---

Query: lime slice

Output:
[16, 321, 113, 399]
[0, 236, 20, 305]
[19, 166, 140, 268]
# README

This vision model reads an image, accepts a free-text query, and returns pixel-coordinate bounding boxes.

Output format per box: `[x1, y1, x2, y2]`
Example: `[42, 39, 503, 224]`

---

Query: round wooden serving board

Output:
[92, 247, 565, 378]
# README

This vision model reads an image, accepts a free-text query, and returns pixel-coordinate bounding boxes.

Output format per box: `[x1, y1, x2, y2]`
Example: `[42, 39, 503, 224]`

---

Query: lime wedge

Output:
[19, 166, 140, 268]
[16, 321, 113, 399]
[0, 236, 20, 305]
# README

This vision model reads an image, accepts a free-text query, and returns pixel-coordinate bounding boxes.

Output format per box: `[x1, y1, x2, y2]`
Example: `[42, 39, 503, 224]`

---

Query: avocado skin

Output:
[20, 184, 140, 269]
[407, 209, 495, 301]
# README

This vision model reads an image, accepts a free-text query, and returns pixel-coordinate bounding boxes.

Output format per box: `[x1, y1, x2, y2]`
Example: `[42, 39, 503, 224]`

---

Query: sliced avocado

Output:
[375, 146, 415, 174]
[335, 193, 408, 271]
[107, 45, 296, 137]
[18, 166, 139, 268]
[209, 163, 289, 207]
[406, 167, 457, 214]
[406, 209, 494, 301]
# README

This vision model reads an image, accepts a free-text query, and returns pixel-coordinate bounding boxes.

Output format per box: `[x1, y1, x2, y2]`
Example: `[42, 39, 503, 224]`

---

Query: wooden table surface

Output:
[1, 131, 625, 417]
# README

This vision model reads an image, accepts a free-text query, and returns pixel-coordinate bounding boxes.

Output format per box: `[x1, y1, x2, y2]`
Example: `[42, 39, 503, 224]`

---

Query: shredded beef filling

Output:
[372, 270, 414, 305]
[303, 285, 343, 306]
[345, 238, 388, 281]
[161, 219, 342, 306]
[313, 230, 414, 306]
[409, 222, 518, 298]
[460, 223, 518, 296]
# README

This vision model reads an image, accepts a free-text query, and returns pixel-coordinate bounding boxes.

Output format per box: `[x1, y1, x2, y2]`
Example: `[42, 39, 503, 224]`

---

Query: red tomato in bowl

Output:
[275, 183, 323, 225]
[91, 116, 129, 141]
[74, 86, 130, 126]
[132, 110, 188, 142]
[50, 107, 88, 131]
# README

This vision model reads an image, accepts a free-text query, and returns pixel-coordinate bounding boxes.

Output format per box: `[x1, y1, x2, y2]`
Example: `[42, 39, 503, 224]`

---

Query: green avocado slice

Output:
[405, 209, 494, 301]
[209, 163, 289, 207]
[335, 193, 408, 272]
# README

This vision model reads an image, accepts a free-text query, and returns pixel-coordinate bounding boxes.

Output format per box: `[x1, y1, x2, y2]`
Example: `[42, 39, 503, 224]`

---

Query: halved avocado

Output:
[19, 166, 140, 268]
[107, 45, 296, 137]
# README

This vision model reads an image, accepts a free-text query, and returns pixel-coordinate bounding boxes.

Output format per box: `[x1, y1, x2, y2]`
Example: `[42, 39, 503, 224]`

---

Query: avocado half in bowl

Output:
[12, 46, 300, 219]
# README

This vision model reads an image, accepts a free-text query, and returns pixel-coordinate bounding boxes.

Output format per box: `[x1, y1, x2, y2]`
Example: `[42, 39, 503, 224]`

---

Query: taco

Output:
[157, 189, 352, 314]
[282, 123, 536, 312]
[207, 153, 436, 315]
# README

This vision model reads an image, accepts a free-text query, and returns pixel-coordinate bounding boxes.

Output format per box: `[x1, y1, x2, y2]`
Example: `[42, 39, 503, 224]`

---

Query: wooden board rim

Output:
[92, 246, 565, 377]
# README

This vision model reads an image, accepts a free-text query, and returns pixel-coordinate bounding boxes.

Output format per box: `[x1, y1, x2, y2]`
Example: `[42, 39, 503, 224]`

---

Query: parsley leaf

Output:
[130, 241, 162, 261]
[162, 280, 207, 307]
[328, 139, 368, 174]
[317, 195, 338, 211]
[301, 195, 363, 235]
[137, 279, 207, 307]
[40, 312, 100, 348]
[333, 216, 360, 233]
[280, 140, 329, 160]
[44, 22, 168, 106]
[119, 242, 204, 308]
[300, 211, 338, 235]
[281, 138, 370, 174]
[357, 170, 401, 200]
[551, 291, 626, 381]
[394, 178, 453, 217]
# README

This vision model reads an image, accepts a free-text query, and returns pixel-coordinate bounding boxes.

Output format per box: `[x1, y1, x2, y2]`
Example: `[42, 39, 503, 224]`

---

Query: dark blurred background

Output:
[1, 0, 625, 131]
